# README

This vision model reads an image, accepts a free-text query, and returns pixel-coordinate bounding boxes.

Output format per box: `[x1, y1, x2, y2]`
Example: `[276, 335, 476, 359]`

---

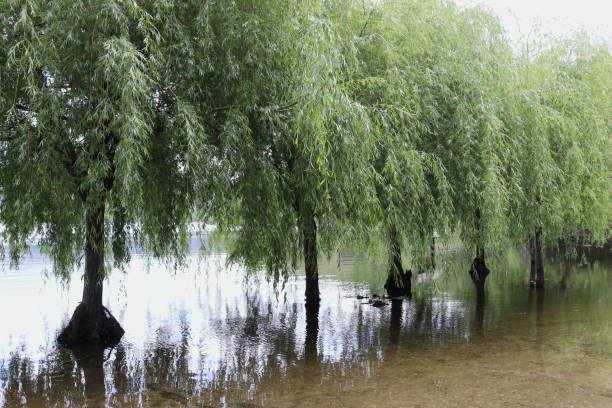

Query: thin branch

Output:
[211, 105, 235, 114]
[359, 8, 376, 37]
[275, 102, 297, 112]
[211, 102, 297, 114]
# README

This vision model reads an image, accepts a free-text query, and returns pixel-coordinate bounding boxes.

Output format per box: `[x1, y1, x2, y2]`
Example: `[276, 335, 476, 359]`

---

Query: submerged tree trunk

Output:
[469, 249, 489, 296]
[384, 226, 411, 298]
[304, 300, 319, 364]
[300, 202, 320, 306]
[530, 229, 545, 290]
[58, 205, 124, 346]
[560, 259, 571, 289]
[529, 236, 536, 284]
[468, 209, 489, 296]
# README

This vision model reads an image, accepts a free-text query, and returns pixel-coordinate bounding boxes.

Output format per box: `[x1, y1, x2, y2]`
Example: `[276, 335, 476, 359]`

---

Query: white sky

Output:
[457, 0, 612, 45]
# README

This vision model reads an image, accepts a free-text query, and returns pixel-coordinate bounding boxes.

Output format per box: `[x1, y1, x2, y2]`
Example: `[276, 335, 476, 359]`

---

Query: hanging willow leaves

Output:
[0, 0, 226, 344]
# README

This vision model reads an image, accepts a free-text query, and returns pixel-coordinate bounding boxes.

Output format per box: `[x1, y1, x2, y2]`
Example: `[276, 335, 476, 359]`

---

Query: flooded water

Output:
[1, 238, 611, 407]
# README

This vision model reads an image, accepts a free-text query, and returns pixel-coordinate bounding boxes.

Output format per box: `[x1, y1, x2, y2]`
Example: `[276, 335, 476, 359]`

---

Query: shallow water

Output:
[1, 240, 611, 408]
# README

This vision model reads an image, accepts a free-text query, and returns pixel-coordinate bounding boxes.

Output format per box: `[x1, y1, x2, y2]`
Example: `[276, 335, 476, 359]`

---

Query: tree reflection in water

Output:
[2, 247, 611, 407]
[304, 301, 320, 365]
[474, 291, 486, 338]
[386, 300, 403, 358]
[71, 346, 107, 408]
[0, 293, 472, 407]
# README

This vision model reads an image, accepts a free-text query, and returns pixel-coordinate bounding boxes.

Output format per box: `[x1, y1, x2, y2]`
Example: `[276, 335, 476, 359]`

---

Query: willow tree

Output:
[383, 2, 518, 295]
[0, 0, 222, 345]
[201, 0, 377, 305]
[500, 63, 557, 289]
[540, 38, 612, 257]
[503, 35, 612, 289]
[334, 0, 452, 297]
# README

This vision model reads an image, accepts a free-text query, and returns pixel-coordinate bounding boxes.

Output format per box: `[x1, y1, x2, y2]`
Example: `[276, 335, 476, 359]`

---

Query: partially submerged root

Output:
[469, 256, 490, 294]
[384, 269, 412, 298]
[58, 303, 124, 347]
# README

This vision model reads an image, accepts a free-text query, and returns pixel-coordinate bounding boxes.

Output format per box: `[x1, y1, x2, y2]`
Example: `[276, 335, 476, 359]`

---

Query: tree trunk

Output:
[469, 209, 489, 295]
[530, 229, 545, 290]
[529, 237, 536, 284]
[304, 300, 319, 364]
[430, 234, 436, 270]
[560, 259, 571, 290]
[58, 205, 124, 346]
[384, 226, 411, 298]
[300, 202, 320, 306]
[469, 250, 489, 297]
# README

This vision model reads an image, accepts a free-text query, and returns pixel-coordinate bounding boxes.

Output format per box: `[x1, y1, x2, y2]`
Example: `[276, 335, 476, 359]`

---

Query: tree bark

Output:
[530, 229, 545, 290]
[304, 300, 319, 364]
[560, 259, 571, 290]
[469, 251, 489, 296]
[300, 202, 320, 306]
[384, 226, 411, 298]
[529, 236, 536, 284]
[430, 234, 436, 270]
[468, 209, 489, 295]
[58, 205, 124, 346]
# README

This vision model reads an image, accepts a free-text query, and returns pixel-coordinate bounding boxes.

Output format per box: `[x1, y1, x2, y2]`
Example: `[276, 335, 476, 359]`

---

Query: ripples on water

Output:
[1, 239, 611, 407]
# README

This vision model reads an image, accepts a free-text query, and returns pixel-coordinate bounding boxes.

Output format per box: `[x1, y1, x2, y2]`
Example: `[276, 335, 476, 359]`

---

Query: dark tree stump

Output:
[384, 268, 412, 298]
[469, 254, 489, 296]
[59, 304, 124, 347]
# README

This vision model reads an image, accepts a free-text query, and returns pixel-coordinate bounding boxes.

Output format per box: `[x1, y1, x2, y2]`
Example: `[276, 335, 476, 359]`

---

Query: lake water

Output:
[1, 239, 611, 407]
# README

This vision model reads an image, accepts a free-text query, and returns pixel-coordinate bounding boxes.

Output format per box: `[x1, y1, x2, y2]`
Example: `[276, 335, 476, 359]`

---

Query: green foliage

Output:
[0, 0, 224, 278]
[201, 0, 379, 277]
[503, 34, 612, 248]
[343, 0, 521, 260]
[1, 0, 609, 286]
[335, 0, 454, 268]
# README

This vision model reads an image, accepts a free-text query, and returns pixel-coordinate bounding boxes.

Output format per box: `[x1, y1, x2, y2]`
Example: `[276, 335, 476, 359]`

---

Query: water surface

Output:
[1, 240, 611, 407]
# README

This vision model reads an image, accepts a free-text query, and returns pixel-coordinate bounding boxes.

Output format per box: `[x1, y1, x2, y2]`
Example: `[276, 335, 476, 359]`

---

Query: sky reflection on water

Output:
[1, 239, 611, 407]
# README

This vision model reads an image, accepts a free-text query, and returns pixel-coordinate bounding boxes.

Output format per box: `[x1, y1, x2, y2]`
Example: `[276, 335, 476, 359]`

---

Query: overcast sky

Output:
[457, 0, 612, 45]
